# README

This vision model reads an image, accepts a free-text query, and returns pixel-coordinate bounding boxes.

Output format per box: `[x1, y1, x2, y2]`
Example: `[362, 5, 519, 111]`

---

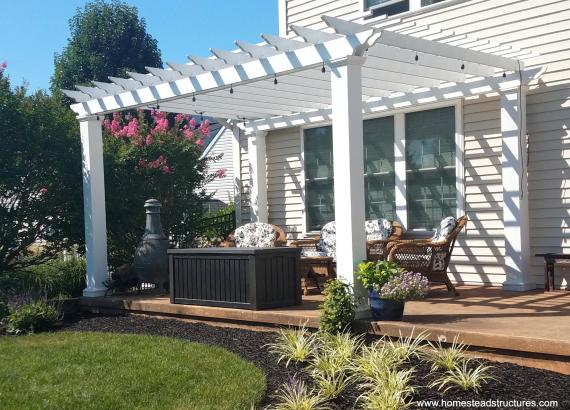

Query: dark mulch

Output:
[48, 314, 570, 409]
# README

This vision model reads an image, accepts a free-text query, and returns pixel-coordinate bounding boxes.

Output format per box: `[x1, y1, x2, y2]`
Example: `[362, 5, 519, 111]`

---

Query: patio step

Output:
[79, 295, 321, 328]
[355, 319, 570, 375]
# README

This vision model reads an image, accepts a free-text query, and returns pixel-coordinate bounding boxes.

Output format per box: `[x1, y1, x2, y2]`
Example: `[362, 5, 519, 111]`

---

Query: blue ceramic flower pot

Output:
[368, 289, 405, 321]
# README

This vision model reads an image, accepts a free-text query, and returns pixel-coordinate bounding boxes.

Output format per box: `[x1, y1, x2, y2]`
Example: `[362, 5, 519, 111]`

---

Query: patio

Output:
[81, 285, 570, 373]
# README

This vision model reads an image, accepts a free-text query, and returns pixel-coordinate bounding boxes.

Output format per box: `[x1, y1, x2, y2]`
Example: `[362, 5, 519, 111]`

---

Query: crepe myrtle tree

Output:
[102, 110, 225, 267]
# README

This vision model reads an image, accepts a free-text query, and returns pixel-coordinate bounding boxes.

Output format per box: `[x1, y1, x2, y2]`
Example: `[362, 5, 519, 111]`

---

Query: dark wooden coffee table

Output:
[299, 256, 335, 296]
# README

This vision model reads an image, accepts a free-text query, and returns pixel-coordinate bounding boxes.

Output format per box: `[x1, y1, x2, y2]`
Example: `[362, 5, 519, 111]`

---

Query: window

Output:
[364, 0, 449, 17]
[304, 126, 334, 231]
[364, 117, 396, 220]
[302, 105, 458, 233]
[365, 0, 410, 16]
[405, 107, 456, 230]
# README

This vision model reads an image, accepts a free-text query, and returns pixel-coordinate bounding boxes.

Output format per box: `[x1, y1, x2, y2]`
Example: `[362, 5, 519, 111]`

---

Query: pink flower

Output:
[215, 168, 227, 178]
[183, 128, 194, 140]
[125, 118, 139, 137]
[0, 61, 7, 75]
[145, 134, 154, 145]
[189, 117, 196, 129]
[162, 165, 171, 174]
[39, 187, 48, 194]
[196, 138, 205, 146]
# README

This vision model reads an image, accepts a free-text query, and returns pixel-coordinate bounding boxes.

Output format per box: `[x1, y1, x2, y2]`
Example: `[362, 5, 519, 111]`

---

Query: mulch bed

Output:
[52, 314, 569, 409]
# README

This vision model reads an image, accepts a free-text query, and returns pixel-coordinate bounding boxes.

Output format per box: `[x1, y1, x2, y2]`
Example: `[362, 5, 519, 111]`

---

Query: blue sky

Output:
[2, 1, 278, 93]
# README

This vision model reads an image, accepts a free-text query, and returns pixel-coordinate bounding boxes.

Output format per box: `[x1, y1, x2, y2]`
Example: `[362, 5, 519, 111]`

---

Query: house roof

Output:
[63, 15, 543, 133]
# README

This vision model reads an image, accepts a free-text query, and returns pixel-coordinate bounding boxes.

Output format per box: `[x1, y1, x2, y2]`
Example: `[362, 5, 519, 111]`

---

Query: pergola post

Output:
[79, 117, 109, 297]
[500, 87, 534, 291]
[330, 56, 367, 302]
[248, 131, 268, 223]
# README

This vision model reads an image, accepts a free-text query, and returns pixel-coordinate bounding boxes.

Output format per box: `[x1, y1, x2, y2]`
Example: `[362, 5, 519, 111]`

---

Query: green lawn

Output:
[0, 332, 266, 410]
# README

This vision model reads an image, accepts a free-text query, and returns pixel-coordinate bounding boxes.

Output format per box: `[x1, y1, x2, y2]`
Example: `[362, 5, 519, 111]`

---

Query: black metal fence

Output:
[172, 210, 236, 248]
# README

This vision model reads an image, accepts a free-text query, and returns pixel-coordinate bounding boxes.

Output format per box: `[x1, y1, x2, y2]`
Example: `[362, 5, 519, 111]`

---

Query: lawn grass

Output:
[0, 332, 266, 410]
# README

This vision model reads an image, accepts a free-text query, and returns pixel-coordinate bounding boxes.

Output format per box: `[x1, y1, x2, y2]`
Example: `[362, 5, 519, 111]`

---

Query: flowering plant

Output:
[379, 271, 429, 301]
[101, 110, 224, 267]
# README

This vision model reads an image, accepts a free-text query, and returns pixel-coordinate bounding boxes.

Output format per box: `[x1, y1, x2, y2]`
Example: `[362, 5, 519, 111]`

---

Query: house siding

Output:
[283, 0, 361, 34]
[202, 128, 235, 205]
[239, 0, 570, 287]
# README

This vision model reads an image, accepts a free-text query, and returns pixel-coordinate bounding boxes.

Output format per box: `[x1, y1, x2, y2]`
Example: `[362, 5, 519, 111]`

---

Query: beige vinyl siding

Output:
[451, 96, 505, 285]
[202, 129, 235, 204]
[266, 128, 304, 239]
[284, 0, 361, 33]
[239, 133, 251, 224]
[264, 0, 570, 287]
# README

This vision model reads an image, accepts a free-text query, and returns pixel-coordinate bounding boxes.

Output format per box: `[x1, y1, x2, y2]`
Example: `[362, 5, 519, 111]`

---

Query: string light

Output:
[230, 85, 234, 94]
[414, 54, 419, 62]
[461, 63, 465, 70]
[242, 117, 247, 127]
[502, 72, 507, 78]
[192, 93, 196, 102]
[321, 63, 326, 73]
[274, 74, 278, 85]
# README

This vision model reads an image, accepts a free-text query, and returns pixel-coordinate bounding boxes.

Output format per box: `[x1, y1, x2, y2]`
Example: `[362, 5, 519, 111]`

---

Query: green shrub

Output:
[319, 279, 356, 334]
[0, 259, 86, 299]
[7, 300, 60, 334]
[0, 299, 9, 321]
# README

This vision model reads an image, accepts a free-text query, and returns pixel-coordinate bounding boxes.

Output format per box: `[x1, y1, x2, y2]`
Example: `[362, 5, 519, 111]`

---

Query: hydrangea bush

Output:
[379, 272, 429, 301]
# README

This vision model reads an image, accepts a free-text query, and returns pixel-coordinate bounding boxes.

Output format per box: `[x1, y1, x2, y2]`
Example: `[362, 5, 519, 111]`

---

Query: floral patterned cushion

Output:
[432, 252, 448, 271]
[317, 221, 336, 259]
[431, 216, 457, 243]
[365, 219, 393, 241]
[234, 222, 277, 248]
[301, 249, 329, 258]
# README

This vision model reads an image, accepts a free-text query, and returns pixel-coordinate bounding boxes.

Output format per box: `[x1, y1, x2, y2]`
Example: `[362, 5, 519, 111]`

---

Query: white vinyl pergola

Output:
[64, 16, 544, 298]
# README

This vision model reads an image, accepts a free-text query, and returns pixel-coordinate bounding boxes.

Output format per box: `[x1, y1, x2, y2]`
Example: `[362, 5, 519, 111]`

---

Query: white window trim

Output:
[300, 99, 464, 235]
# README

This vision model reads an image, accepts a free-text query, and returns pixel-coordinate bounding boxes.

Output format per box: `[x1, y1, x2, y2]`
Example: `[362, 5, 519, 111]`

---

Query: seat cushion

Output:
[365, 218, 393, 241]
[318, 221, 336, 259]
[301, 249, 329, 258]
[234, 222, 277, 248]
[431, 216, 457, 243]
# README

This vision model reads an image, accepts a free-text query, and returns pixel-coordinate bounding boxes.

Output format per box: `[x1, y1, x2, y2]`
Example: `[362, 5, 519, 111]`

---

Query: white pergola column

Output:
[330, 56, 367, 299]
[500, 87, 534, 291]
[248, 131, 268, 223]
[79, 117, 109, 297]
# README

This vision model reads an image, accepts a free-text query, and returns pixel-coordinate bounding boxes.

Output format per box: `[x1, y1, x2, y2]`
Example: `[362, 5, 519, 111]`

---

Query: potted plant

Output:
[356, 261, 429, 321]
[374, 271, 430, 321]
[356, 261, 404, 320]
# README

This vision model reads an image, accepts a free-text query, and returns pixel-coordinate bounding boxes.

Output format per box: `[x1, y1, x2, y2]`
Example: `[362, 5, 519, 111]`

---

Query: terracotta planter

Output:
[368, 289, 405, 321]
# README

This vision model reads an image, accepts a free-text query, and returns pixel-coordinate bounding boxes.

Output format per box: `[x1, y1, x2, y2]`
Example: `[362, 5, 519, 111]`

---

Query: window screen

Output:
[365, 0, 410, 15]
[405, 106, 456, 230]
[304, 126, 334, 231]
[364, 116, 396, 221]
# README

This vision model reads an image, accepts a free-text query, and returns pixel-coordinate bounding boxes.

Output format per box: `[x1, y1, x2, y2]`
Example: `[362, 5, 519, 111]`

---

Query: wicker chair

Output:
[221, 222, 287, 247]
[366, 220, 403, 261]
[386, 215, 468, 296]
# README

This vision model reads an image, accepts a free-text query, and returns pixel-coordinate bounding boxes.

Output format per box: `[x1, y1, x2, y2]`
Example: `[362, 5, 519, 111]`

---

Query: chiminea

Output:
[134, 199, 169, 293]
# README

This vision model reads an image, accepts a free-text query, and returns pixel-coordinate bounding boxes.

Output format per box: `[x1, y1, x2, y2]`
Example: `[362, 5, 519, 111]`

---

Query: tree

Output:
[0, 64, 84, 270]
[101, 111, 222, 267]
[51, 0, 162, 93]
